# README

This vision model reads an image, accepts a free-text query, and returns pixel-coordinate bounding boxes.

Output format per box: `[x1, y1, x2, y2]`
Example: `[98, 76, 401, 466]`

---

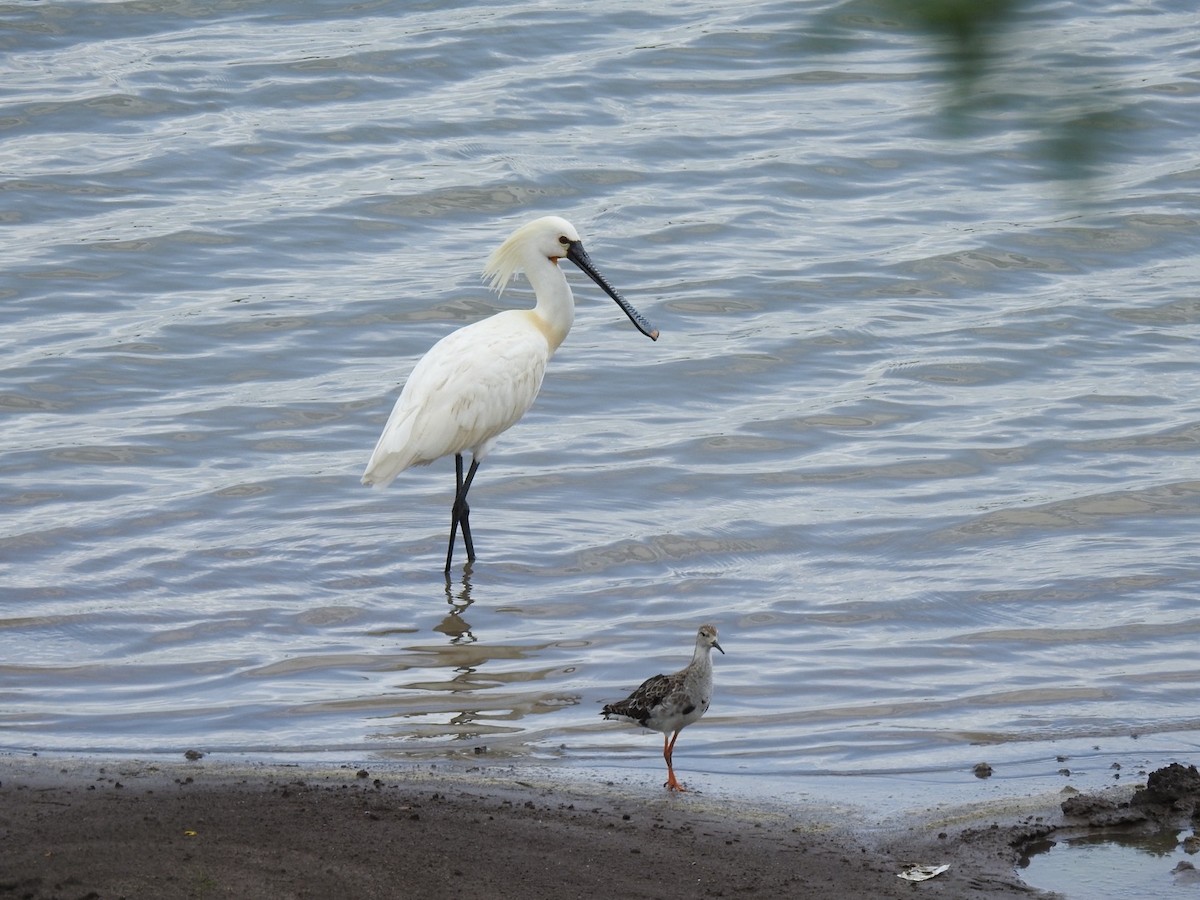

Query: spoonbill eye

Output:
[558, 235, 571, 246]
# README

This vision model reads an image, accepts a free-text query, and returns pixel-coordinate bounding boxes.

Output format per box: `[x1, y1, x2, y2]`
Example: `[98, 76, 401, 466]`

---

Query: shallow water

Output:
[2, 0, 1200, 799]
[1022, 826, 1200, 899]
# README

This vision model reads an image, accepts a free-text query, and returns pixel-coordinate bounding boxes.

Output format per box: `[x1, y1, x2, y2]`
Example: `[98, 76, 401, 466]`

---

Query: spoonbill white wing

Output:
[362, 310, 550, 488]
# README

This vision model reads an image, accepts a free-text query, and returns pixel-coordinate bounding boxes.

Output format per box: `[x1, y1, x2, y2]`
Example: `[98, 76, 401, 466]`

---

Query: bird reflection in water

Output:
[436, 563, 476, 644]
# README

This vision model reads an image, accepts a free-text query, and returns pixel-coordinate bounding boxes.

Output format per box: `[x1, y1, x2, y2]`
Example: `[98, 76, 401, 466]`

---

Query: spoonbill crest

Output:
[362, 215, 659, 572]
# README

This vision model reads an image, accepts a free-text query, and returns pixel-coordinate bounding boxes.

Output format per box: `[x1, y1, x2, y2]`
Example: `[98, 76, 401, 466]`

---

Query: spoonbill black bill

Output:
[362, 215, 659, 573]
[601, 624, 723, 791]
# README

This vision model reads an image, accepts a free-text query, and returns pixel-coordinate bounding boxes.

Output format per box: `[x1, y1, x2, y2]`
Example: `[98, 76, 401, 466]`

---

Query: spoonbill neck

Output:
[525, 254, 574, 350]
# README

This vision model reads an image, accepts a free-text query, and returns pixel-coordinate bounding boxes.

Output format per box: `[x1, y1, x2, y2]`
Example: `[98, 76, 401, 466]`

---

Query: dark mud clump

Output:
[1056, 762, 1200, 829]
[1133, 762, 1200, 811]
[1059, 790, 1150, 828]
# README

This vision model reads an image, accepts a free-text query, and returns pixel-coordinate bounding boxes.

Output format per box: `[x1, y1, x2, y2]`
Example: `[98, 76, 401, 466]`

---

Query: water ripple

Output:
[1, 0, 1199, 785]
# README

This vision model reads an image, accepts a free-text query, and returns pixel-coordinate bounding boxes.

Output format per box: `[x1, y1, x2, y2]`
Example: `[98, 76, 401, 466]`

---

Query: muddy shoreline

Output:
[3, 754, 1198, 899]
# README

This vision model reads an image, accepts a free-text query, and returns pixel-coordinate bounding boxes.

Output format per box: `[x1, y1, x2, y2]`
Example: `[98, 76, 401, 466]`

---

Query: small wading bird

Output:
[362, 216, 658, 572]
[601, 624, 724, 792]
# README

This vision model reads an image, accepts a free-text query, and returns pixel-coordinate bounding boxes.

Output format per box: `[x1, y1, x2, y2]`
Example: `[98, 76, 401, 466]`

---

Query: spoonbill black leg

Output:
[446, 454, 480, 572]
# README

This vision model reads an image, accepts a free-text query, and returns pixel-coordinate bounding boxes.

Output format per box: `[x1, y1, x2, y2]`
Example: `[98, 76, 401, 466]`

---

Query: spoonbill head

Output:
[362, 215, 659, 572]
[484, 215, 659, 342]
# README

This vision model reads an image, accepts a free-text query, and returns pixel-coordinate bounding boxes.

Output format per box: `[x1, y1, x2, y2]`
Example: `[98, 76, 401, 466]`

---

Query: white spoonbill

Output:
[362, 215, 659, 572]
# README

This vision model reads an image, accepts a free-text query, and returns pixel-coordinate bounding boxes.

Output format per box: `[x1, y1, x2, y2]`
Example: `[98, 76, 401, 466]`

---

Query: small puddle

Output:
[1020, 825, 1200, 898]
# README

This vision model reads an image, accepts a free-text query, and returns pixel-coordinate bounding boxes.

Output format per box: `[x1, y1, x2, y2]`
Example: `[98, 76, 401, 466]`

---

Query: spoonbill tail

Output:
[362, 215, 659, 572]
[601, 624, 724, 792]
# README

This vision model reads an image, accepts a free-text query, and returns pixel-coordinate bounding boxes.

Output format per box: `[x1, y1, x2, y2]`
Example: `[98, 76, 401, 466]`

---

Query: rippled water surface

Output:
[3, 0, 1200, 797]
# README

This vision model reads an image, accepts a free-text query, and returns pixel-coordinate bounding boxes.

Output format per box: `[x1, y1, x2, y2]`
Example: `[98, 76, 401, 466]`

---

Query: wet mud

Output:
[3, 756, 1198, 899]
